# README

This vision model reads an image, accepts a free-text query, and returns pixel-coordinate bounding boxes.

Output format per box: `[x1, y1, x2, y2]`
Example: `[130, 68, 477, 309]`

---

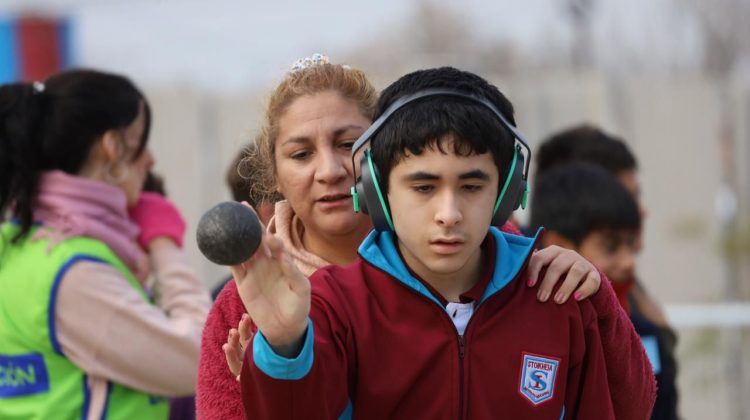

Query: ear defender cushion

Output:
[491, 146, 526, 226]
[355, 150, 394, 231]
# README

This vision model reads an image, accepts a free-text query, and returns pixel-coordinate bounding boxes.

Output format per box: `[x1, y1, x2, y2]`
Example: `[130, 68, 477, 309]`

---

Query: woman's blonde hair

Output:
[242, 64, 378, 204]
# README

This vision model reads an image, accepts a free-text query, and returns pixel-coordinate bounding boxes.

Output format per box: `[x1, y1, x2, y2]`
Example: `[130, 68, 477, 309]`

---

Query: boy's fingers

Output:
[239, 313, 253, 345]
[229, 263, 247, 285]
[265, 234, 285, 260]
[228, 329, 241, 351]
[223, 342, 243, 377]
[265, 234, 308, 292]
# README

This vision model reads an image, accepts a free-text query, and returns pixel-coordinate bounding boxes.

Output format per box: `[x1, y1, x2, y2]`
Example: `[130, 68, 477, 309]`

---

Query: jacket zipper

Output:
[452, 260, 533, 420]
[362, 241, 538, 419]
[373, 271, 527, 419]
[458, 334, 465, 420]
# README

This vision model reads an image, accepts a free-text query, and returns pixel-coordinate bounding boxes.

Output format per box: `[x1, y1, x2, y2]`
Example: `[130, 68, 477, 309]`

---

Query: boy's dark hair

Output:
[535, 124, 637, 181]
[0, 69, 151, 241]
[530, 162, 641, 246]
[370, 67, 516, 194]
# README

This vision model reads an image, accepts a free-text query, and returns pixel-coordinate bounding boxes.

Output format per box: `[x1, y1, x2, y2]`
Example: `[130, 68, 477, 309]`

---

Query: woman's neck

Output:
[301, 223, 371, 266]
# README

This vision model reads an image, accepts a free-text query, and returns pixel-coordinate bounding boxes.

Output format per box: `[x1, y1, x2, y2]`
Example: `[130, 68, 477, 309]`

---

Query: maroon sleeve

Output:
[196, 281, 246, 420]
[240, 274, 351, 419]
[563, 300, 617, 419]
[590, 276, 657, 419]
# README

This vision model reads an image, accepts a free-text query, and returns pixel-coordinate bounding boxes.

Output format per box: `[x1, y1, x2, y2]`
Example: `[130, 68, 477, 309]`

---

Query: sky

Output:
[0, 0, 704, 91]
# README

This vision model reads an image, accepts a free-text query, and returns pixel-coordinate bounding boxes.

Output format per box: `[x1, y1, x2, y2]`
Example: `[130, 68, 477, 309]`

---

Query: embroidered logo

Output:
[519, 352, 560, 405]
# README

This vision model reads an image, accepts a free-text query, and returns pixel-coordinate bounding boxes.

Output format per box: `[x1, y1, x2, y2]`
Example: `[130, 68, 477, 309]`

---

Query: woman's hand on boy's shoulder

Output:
[526, 246, 601, 304]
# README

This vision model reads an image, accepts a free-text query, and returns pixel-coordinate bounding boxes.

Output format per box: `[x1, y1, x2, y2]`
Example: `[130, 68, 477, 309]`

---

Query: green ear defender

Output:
[352, 150, 395, 231]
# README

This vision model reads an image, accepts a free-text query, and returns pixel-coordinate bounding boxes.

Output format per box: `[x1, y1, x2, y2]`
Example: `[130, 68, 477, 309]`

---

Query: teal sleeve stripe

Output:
[338, 400, 353, 419]
[640, 335, 662, 374]
[252, 318, 314, 380]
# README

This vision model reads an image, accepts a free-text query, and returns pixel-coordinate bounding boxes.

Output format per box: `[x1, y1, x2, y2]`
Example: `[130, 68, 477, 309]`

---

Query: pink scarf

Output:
[32, 170, 142, 273]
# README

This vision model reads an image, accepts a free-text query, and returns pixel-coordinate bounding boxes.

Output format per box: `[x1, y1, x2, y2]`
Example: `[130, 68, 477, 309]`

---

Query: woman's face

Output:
[274, 91, 372, 239]
[118, 103, 154, 206]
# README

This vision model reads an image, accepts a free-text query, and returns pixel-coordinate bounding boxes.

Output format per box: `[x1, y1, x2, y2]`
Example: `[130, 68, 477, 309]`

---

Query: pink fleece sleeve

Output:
[196, 281, 247, 420]
[590, 276, 657, 419]
[128, 192, 186, 249]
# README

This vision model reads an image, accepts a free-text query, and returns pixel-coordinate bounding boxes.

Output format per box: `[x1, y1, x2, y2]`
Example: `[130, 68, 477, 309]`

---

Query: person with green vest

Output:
[0, 69, 212, 419]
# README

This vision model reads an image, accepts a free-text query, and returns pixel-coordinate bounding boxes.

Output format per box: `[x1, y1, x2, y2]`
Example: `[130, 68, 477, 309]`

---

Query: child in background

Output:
[0, 69, 210, 420]
[536, 125, 679, 419]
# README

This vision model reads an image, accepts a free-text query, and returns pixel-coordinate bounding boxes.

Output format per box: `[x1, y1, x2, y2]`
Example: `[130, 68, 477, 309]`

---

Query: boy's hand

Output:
[230, 234, 310, 357]
[223, 313, 254, 381]
[526, 246, 601, 304]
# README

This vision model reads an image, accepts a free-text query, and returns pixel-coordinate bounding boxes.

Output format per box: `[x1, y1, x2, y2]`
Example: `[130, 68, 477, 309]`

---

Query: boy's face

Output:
[387, 135, 499, 284]
[577, 230, 638, 284]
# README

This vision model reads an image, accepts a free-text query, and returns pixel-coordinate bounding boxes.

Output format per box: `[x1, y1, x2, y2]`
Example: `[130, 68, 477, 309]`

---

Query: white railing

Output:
[665, 303, 750, 328]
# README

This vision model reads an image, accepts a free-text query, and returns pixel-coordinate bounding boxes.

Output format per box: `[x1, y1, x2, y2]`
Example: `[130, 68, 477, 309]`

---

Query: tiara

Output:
[289, 53, 331, 73]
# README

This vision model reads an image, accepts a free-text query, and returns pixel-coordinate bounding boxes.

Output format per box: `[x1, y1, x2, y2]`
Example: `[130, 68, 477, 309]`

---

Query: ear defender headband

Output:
[351, 88, 531, 232]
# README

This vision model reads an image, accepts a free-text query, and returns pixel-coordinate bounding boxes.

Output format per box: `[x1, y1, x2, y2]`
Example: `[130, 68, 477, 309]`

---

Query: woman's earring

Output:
[104, 160, 129, 184]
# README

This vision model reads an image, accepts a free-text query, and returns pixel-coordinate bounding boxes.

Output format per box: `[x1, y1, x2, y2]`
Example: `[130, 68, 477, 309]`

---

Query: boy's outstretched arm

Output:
[232, 235, 351, 419]
[230, 233, 310, 357]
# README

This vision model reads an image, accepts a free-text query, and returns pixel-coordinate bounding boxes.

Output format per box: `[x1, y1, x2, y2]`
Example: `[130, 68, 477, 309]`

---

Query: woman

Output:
[196, 56, 633, 419]
[0, 70, 211, 419]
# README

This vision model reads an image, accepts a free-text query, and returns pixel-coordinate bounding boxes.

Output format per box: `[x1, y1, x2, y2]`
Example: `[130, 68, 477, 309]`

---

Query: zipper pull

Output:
[458, 335, 465, 359]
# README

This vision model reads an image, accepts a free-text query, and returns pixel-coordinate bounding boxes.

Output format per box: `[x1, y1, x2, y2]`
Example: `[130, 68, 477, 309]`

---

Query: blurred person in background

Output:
[140, 170, 204, 420]
[536, 124, 679, 420]
[198, 55, 650, 419]
[0, 69, 211, 419]
[210, 143, 280, 300]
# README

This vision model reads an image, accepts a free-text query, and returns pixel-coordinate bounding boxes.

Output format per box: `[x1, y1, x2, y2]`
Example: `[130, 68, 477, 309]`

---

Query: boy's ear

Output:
[542, 231, 577, 251]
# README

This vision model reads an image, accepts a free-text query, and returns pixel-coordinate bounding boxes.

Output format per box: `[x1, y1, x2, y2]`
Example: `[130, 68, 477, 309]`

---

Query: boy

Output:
[530, 162, 642, 294]
[233, 68, 649, 419]
[536, 126, 679, 419]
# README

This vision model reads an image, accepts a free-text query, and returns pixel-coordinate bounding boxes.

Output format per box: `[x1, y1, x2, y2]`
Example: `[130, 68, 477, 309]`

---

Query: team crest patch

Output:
[519, 352, 560, 405]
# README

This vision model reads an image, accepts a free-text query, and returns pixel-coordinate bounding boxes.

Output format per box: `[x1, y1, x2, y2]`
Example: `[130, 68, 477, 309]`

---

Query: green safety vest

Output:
[0, 223, 170, 420]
